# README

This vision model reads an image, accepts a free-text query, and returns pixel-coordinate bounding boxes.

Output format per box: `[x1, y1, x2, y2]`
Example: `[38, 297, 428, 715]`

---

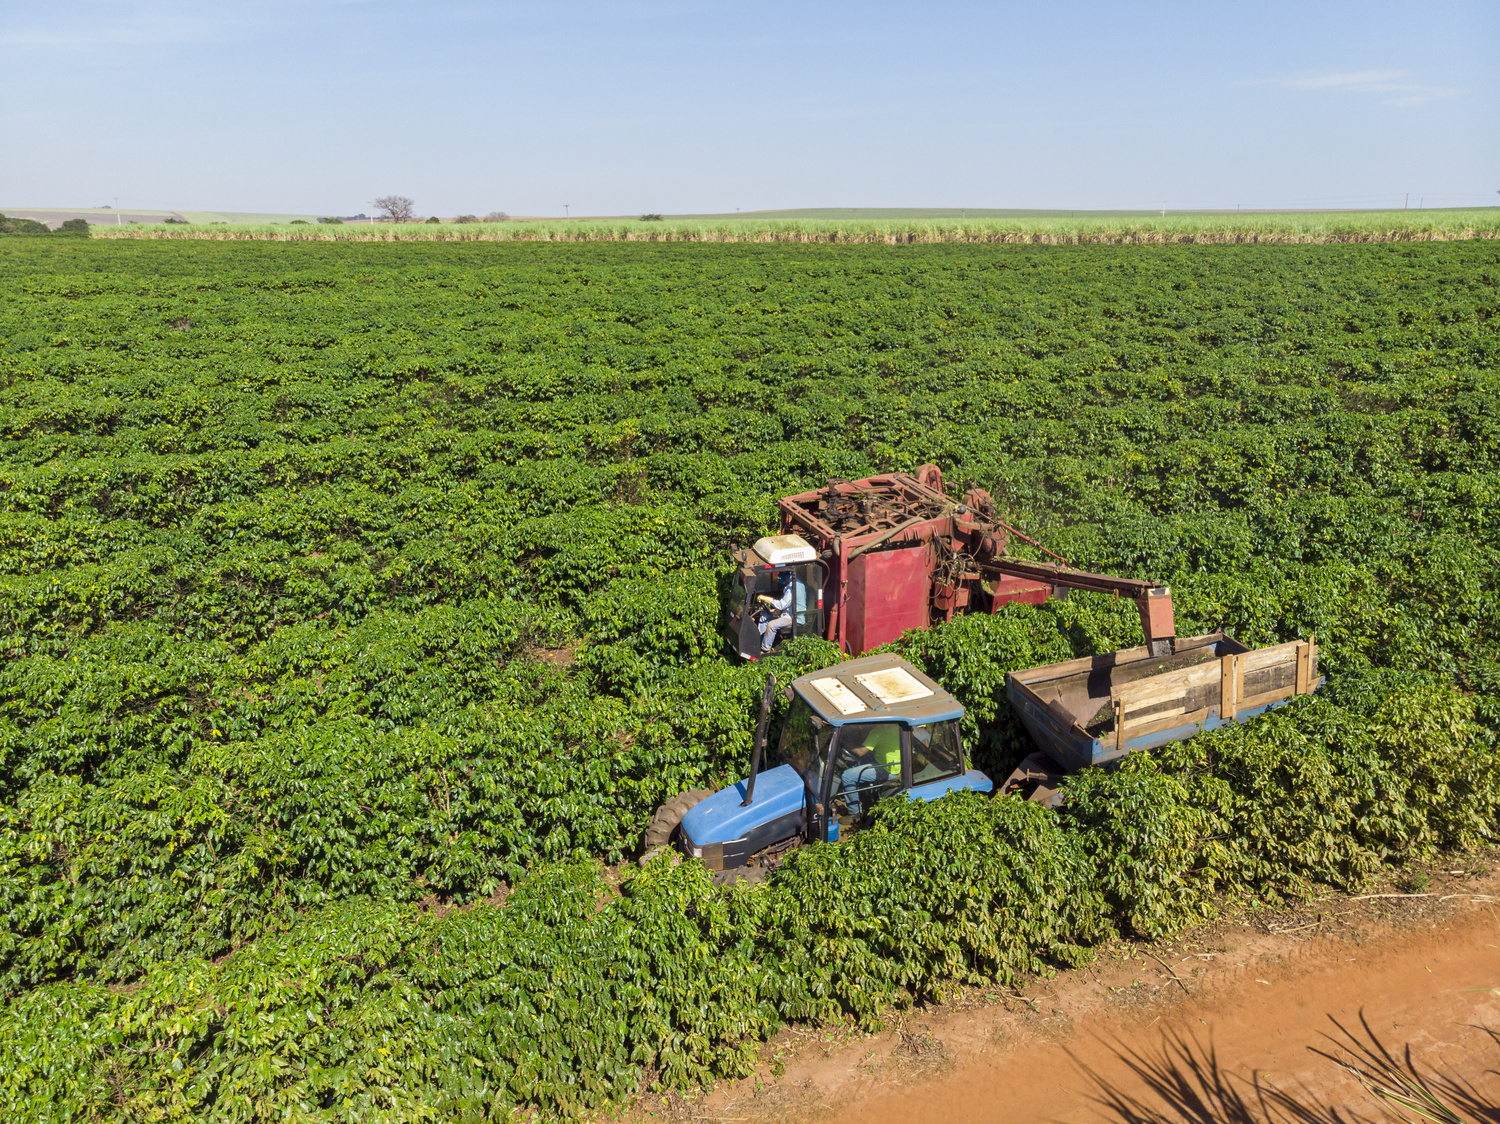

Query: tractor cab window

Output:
[910, 719, 964, 786]
[774, 696, 833, 797]
[828, 722, 904, 829]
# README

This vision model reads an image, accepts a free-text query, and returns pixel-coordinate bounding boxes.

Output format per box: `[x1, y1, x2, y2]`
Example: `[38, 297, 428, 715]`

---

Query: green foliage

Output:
[0, 860, 776, 1120]
[0, 214, 52, 235]
[1171, 679, 1497, 899]
[0, 238, 1496, 1119]
[1061, 754, 1210, 937]
[0, 799, 1111, 1120]
[577, 568, 721, 691]
[761, 793, 1108, 1024]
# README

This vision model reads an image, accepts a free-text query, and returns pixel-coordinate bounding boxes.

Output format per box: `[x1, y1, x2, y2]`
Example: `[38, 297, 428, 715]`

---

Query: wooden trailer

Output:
[1002, 632, 1322, 799]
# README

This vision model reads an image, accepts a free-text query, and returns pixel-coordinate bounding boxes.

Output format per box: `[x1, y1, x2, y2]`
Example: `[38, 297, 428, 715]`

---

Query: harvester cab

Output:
[640, 654, 993, 883]
[725, 534, 829, 660]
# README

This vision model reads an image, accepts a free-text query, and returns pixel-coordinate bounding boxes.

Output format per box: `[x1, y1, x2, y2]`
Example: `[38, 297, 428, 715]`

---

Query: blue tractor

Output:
[640, 653, 993, 884]
[641, 635, 1324, 883]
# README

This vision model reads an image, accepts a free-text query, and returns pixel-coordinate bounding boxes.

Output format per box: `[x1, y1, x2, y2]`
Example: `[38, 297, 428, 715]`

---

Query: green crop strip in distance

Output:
[0, 238, 1496, 1119]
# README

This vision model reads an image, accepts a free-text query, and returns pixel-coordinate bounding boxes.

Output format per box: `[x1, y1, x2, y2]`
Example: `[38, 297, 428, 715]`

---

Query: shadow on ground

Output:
[1079, 1012, 1499, 1124]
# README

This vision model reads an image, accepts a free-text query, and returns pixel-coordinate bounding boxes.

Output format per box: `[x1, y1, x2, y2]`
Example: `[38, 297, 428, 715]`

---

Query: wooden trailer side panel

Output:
[1103, 636, 1320, 763]
[1111, 659, 1223, 753]
[1006, 634, 1322, 772]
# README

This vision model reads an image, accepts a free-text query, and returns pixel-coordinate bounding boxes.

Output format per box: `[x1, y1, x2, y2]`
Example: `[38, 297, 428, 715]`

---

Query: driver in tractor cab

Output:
[839, 723, 901, 817]
[755, 572, 795, 654]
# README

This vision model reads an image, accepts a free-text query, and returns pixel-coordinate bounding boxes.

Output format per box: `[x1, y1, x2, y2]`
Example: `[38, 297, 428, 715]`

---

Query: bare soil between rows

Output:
[631, 855, 1500, 1124]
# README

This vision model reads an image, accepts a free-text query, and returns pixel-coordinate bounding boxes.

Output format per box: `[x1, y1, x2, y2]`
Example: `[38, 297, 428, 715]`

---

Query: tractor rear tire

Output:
[638, 788, 714, 866]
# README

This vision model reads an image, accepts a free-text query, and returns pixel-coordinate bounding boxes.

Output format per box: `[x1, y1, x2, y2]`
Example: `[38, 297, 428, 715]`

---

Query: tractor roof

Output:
[790, 653, 964, 726]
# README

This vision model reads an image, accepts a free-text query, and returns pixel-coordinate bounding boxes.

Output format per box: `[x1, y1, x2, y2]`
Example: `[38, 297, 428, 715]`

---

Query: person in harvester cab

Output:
[756, 572, 794, 653]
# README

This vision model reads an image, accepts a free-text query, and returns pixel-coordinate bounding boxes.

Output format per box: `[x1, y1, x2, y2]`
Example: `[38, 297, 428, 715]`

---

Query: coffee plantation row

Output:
[1, 239, 1496, 1120]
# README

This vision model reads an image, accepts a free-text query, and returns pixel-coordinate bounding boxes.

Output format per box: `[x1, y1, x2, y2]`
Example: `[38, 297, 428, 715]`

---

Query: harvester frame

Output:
[726, 463, 1177, 661]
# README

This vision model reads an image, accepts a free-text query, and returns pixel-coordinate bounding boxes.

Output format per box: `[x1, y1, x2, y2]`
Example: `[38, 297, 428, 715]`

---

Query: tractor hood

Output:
[680, 764, 805, 847]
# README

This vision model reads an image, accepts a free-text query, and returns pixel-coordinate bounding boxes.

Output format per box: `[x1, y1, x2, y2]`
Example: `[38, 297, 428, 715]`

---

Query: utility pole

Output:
[115, 197, 121, 225]
[563, 204, 570, 218]
[1405, 193, 1409, 210]
[1161, 201, 1166, 217]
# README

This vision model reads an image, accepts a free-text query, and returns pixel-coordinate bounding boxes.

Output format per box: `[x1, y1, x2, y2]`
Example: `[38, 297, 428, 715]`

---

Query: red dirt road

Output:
[645, 874, 1500, 1124]
[831, 906, 1500, 1124]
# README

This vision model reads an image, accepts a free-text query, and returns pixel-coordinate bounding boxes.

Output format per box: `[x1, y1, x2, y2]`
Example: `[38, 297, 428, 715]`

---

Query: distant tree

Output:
[58, 219, 91, 235]
[425, 215, 442, 224]
[453, 214, 480, 223]
[318, 217, 343, 224]
[163, 217, 188, 224]
[0, 213, 52, 234]
[483, 211, 510, 222]
[639, 213, 664, 222]
[290, 219, 310, 225]
[373, 195, 416, 222]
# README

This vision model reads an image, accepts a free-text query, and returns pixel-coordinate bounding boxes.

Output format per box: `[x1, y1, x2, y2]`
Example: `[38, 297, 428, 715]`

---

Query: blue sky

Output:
[2, 0, 1496, 216]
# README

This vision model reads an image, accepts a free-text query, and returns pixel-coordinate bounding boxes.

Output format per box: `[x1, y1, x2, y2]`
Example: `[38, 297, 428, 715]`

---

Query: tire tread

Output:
[639, 788, 714, 858]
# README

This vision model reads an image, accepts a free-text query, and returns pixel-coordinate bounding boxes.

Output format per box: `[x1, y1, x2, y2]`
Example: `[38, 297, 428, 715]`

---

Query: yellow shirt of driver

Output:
[864, 724, 901, 773]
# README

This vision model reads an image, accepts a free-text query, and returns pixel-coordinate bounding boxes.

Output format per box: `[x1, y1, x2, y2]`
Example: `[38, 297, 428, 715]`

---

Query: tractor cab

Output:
[674, 655, 993, 877]
[724, 534, 828, 660]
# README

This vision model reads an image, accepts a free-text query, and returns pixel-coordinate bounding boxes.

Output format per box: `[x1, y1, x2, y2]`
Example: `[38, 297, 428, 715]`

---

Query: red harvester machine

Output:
[726, 464, 1175, 661]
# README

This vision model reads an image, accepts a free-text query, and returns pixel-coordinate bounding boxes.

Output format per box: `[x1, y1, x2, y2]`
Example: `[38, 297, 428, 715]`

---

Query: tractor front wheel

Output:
[638, 788, 714, 866]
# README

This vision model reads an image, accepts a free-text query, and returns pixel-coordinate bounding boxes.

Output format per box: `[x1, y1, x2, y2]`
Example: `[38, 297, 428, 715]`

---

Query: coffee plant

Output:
[0, 237, 1496, 1119]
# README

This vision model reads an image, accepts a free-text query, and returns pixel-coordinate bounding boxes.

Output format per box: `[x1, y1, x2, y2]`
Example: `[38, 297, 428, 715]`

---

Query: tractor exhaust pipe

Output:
[741, 675, 776, 806]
